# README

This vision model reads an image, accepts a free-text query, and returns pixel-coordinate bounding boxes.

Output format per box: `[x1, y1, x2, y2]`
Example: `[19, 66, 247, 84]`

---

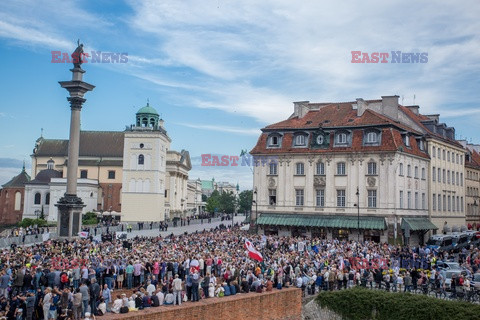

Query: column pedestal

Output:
[56, 194, 85, 237]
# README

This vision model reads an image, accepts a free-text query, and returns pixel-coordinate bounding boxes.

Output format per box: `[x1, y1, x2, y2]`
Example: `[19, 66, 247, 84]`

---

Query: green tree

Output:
[238, 190, 253, 213]
[201, 194, 208, 202]
[206, 190, 221, 213]
[219, 191, 236, 213]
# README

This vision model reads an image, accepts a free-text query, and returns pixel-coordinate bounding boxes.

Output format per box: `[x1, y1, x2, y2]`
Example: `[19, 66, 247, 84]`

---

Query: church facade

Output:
[23, 103, 191, 223]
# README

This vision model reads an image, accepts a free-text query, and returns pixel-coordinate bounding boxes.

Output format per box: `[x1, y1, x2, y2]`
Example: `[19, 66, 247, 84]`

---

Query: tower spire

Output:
[22, 160, 25, 172]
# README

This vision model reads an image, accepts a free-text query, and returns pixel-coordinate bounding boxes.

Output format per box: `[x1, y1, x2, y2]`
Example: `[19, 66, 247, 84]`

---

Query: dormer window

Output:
[366, 132, 377, 143]
[336, 133, 347, 144]
[364, 129, 381, 146]
[403, 134, 411, 147]
[267, 133, 282, 148]
[293, 133, 308, 147]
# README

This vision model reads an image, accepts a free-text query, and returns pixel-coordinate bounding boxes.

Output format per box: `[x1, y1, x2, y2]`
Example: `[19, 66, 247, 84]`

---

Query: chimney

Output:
[406, 105, 420, 115]
[293, 101, 310, 119]
[381, 95, 399, 121]
[356, 98, 367, 117]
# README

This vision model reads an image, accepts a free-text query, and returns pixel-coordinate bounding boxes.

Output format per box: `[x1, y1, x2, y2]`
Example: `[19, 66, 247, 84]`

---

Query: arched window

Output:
[14, 191, 21, 211]
[138, 154, 144, 165]
[34, 192, 41, 205]
[45, 193, 50, 205]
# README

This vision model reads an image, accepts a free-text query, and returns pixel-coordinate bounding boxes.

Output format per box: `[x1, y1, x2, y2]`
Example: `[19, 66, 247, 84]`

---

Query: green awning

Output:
[401, 217, 438, 231]
[257, 213, 386, 230]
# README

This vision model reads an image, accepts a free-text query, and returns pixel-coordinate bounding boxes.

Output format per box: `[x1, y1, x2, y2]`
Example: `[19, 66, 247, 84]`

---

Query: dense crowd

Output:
[1, 224, 480, 320]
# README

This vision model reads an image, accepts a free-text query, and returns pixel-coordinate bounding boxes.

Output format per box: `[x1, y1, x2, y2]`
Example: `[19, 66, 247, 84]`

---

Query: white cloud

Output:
[175, 122, 261, 136]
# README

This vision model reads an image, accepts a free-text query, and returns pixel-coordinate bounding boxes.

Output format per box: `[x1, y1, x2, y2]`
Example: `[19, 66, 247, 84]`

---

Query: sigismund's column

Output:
[55, 42, 95, 238]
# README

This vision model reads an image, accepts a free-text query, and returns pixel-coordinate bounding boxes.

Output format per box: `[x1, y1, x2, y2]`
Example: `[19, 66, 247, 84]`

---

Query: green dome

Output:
[136, 103, 159, 116]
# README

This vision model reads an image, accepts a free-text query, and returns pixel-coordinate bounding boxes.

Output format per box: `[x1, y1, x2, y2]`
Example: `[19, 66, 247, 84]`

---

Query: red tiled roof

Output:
[399, 106, 463, 148]
[251, 127, 429, 159]
[466, 148, 480, 170]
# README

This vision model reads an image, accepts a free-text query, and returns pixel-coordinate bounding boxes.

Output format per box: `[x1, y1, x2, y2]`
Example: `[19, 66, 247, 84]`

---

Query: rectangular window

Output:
[460, 173, 463, 186]
[438, 168, 441, 182]
[432, 146, 436, 157]
[452, 171, 455, 185]
[438, 195, 442, 211]
[461, 197, 464, 212]
[399, 191, 404, 209]
[108, 170, 115, 179]
[316, 162, 325, 175]
[295, 189, 304, 206]
[399, 163, 404, 176]
[447, 170, 450, 184]
[337, 162, 346, 175]
[456, 154, 459, 164]
[422, 193, 426, 210]
[447, 151, 450, 162]
[368, 190, 377, 208]
[337, 189, 346, 207]
[80, 170, 88, 179]
[443, 169, 446, 183]
[269, 163, 277, 175]
[269, 189, 276, 205]
[268, 136, 280, 147]
[421, 168, 426, 180]
[443, 149, 445, 160]
[366, 132, 377, 143]
[316, 189, 325, 207]
[295, 163, 305, 175]
[407, 191, 411, 209]
[414, 166, 419, 178]
[443, 195, 446, 211]
[448, 196, 451, 212]
[456, 172, 459, 186]
[415, 192, 419, 209]
[432, 167, 436, 181]
[407, 165, 411, 177]
[432, 194, 436, 211]
[367, 162, 377, 175]
[165, 190, 168, 197]
[452, 196, 456, 212]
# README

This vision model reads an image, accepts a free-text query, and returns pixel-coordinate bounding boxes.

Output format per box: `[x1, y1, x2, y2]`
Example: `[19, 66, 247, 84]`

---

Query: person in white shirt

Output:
[164, 291, 174, 305]
[156, 290, 164, 306]
[146, 281, 156, 296]
[111, 295, 123, 314]
[208, 283, 215, 298]
[172, 274, 183, 305]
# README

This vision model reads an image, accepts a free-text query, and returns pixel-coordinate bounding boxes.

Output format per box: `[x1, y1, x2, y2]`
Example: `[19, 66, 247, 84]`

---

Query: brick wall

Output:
[103, 288, 302, 320]
[0, 187, 25, 225]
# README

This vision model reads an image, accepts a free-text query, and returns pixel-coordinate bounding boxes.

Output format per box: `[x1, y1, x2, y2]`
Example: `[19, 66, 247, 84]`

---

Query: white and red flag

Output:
[244, 239, 263, 262]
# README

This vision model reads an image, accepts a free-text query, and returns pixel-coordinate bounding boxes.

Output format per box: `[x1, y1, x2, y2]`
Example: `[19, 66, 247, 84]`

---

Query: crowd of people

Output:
[0, 223, 479, 320]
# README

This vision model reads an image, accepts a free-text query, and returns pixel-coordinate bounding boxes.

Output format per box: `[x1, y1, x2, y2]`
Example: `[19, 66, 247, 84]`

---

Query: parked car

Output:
[465, 231, 480, 248]
[436, 261, 461, 271]
[443, 270, 465, 290]
[426, 235, 454, 251]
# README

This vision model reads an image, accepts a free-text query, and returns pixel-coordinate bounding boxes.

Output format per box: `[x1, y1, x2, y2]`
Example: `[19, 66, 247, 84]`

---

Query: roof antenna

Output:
[401, 95, 404, 105]
[413, 94, 416, 105]
[41, 128, 44, 138]
[147, 98, 149, 106]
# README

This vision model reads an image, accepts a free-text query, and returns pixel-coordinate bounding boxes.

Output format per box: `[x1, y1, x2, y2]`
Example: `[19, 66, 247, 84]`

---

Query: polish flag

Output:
[244, 239, 263, 262]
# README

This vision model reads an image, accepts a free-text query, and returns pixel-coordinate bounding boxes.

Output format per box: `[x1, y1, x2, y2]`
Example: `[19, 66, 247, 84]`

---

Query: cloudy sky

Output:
[0, 0, 479, 188]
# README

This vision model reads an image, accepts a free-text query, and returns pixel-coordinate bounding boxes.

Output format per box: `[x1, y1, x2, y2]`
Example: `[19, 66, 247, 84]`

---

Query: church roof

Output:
[28, 169, 62, 185]
[2, 168, 30, 188]
[136, 103, 159, 116]
[34, 131, 124, 158]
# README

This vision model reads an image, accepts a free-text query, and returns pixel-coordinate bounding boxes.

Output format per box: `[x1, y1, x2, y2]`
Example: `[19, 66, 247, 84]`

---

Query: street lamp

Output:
[34, 209, 40, 220]
[355, 187, 360, 242]
[253, 187, 258, 233]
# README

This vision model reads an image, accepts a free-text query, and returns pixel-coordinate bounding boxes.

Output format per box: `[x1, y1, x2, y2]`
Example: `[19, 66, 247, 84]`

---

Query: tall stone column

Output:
[55, 62, 95, 238]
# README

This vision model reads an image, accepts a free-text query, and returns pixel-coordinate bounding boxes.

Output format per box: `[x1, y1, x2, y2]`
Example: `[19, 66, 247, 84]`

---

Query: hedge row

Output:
[315, 287, 480, 320]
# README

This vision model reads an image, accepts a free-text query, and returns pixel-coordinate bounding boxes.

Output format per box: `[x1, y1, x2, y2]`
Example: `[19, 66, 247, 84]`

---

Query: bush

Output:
[316, 287, 480, 320]
[18, 218, 48, 228]
[82, 212, 98, 225]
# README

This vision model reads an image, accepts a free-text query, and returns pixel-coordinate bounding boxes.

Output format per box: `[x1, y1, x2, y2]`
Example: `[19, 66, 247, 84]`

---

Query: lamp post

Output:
[253, 187, 258, 233]
[356, 187, 360, 242]
[35, 209, 40, 220]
